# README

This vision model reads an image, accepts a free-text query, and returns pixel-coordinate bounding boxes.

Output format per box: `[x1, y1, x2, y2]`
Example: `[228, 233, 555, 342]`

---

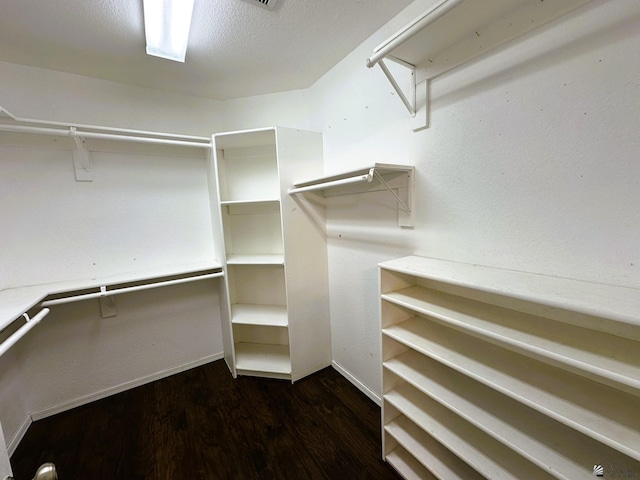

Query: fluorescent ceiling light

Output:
[143, 0, 195, 62]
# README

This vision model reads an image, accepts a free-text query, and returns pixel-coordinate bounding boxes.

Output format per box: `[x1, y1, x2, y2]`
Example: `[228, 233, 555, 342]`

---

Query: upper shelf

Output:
[369, 0, 591, 72]
[289, 163, 415, 227]
[366, 0, 593, 126]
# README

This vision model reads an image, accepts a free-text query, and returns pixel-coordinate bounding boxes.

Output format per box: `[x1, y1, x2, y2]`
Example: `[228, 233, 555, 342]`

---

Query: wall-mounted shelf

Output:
[0, 106, 211, 181]
[0, 261, 223, 332]
[289, 163, 415, 227]
[367, 0, 593, 130]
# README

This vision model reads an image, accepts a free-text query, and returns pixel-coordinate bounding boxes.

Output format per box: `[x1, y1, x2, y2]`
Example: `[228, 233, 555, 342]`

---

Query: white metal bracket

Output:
[70, 127, 92, 182]
[377, 59, 429, 131]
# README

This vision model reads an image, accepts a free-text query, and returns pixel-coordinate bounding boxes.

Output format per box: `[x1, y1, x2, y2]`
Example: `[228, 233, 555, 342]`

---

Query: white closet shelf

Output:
[379, 255, 640, 477]
[0, 106, 211, 148]
[382, 286, 640, 396]
[384, 445, 438, 480]
[380, 256, 640, 332]
[385, 354, 604, 478]
[231, 304, 288, 327]
[0, 261, 223, 331]
[382, 319, 640, 462]
[226, 254, 284, 265]
[385, 416, 485, 480]
[234, 342, 291, 377]
[366, 0, 592, 125]
[385, 384, 544, 480]
[289, 163, 415, 227]
[220, 199, 280, 206]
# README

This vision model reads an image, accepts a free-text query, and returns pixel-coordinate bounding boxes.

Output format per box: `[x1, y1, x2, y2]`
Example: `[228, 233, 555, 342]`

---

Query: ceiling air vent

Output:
[240, 0, 277, 9]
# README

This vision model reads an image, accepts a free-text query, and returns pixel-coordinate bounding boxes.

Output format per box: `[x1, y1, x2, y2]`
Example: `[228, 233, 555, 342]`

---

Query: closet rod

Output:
[288, 169, 374, 195]
[41, 272, 224, 307]
[0, 308, 50, 359]
[0, 124, 211, 149]
[366, 0, 466, 68]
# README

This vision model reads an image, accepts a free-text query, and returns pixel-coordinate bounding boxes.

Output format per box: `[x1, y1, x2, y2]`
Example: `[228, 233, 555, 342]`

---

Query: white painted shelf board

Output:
[370, 0, 591, 74]
[231, 304, 288, 327]
[380, 256, 640, 331]
[0, 260, 222, 331]
[234, 342, 291, 375]
[382, 286, 640, 395]
[385, 384, 544, 480]
[220, 199, 280, 206]
[385, 353, 592, 479]
[385, 447, 437, 480]
[226, 254, 285, 265]
[213, 127, 275, 150]
[385, 417, 484, 480]
[382, 319, 640, 461]
[290, 163, 413, 197]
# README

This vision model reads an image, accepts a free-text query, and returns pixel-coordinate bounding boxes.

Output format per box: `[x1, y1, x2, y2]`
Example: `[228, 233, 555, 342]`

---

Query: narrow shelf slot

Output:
[382, 318, 640, 461]
[226, 254, 284, 265]
[385, 351, 618, 479]
[234, 342, 291, 375]
[385, 383, 550, 480]
[385, 416, 484, 480]
[382, 286, 640, 396]
[231, 304, 288, 327]
[385, 446, 438, 480]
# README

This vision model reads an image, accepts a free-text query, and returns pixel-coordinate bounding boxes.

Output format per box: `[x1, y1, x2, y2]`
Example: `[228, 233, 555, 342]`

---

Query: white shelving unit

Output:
[210, 127, 331, 381]
[379, 255, 640, 479]
[289, 163, 415, 227]
[366, 0, 593, 129]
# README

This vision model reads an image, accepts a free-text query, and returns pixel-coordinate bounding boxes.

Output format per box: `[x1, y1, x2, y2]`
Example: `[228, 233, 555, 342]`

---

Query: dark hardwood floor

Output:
[10, 360, 401, 479]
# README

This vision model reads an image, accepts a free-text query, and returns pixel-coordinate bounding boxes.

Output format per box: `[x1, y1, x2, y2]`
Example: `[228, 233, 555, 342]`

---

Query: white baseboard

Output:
[7, 352, 223, 456]
[7, 415, 32, 457]
[331, 360, 381, 406]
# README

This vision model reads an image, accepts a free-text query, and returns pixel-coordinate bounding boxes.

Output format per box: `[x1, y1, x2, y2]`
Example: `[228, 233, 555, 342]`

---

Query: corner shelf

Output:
[366, 0, 593, 129]
[289, 163, 415, 227]
[210, 127, 331, 382]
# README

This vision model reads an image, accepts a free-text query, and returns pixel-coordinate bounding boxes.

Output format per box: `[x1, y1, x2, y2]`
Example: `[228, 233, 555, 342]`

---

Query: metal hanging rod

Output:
[288, 169, 375, 195]
[41, 272, 224, 307]
[0, 106, 211, 149]
[366, 0, 466, 68]
[0, 308, 50, 359]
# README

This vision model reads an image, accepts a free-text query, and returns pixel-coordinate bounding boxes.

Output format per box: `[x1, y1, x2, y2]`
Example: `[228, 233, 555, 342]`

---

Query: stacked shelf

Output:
[379, 256, 640, 479]
[210, 127, 331, 381]
[213, 129, 290, 378]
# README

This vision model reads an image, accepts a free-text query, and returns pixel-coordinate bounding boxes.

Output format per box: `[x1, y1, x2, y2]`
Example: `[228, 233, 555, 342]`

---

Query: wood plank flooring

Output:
[10, 360, 401, 479]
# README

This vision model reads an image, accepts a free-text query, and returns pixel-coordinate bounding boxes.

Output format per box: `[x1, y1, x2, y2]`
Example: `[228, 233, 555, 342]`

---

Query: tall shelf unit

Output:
[379, 255, 640, 480]
[210, 127, 331, 381]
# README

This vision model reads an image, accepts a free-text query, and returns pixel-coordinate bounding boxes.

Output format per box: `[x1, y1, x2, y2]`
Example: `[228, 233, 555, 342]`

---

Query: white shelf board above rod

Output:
[0, 106, 211, 148]
[367, 0, 593, 129]
[289, 163, 415, 227]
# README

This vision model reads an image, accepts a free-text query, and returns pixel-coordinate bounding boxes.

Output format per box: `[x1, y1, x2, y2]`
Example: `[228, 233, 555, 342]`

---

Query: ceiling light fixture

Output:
[143, 0, 195, 62]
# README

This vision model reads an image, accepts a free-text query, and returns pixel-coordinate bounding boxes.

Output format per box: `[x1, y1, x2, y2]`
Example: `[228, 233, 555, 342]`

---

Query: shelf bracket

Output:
[373, 170, 410, 214]
[70, 127, 93, 182]
[376, 59, 428, 132]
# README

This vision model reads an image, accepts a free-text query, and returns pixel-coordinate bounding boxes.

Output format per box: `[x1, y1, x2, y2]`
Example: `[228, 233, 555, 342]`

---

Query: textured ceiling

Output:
[0, 0, 414, 100]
